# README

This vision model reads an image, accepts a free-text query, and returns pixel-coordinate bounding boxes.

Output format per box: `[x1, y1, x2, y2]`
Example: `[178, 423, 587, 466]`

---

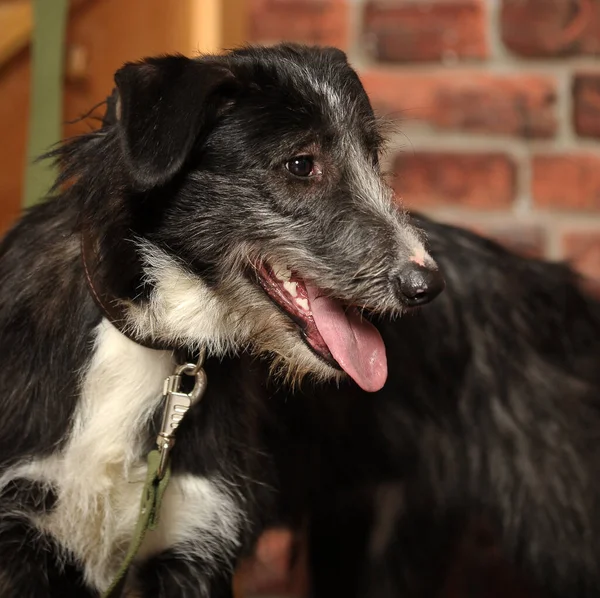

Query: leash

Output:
[102, 354, 208, 598]
[80, 228, 178, 352]
[102, 451, 171, 598]
[81, 223, 210, 596]
[83, 94, 212, 596]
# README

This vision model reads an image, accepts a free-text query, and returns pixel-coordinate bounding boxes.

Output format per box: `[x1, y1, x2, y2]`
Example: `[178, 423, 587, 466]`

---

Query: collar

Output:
[81, 229, 208, 598]
[81, 228, 182, 354]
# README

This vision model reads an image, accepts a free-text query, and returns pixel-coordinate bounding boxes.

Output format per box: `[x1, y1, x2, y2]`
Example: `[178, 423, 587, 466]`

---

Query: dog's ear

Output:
[114, 55, 236, 189]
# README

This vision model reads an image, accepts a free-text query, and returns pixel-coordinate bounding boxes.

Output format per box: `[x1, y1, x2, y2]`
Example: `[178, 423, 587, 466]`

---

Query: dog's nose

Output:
[397, 264, 445, 307]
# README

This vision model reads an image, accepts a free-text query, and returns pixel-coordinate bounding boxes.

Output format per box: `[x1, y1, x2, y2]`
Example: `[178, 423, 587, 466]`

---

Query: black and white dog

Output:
[2, 42, 600, 598]
[0, 45, 442, 597]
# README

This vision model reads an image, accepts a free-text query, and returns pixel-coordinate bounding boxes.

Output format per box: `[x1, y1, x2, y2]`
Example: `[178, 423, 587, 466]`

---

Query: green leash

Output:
[102, 357, 208, 597]
[102, 451, 172, 598]
[23, 0, 69, 208]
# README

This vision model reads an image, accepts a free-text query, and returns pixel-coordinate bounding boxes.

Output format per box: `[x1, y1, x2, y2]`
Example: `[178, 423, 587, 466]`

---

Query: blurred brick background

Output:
[249, 0, 600, 288]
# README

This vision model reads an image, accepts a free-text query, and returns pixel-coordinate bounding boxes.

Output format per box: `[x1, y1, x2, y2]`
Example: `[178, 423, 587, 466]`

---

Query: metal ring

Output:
[175, 346, 206, 377]
[175, 363, 197, 376]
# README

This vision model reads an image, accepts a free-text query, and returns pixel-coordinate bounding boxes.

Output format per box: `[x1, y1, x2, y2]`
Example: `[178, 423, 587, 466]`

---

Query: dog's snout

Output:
[397, 264, 445, 307]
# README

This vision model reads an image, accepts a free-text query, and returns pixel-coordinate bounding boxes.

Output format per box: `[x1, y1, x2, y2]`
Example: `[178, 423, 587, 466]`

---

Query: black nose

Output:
[398, 264, 445, 307]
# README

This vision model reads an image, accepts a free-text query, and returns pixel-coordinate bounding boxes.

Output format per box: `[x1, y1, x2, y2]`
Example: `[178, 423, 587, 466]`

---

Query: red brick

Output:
[248, 0, 349, 49]
[501, 0, 600, 58]
[532, 154, 600, 210]
[363, 0, 488, 63]
[393, 152, 517, 209]
[573, 73, 600, 138]
[561, 230, 600, 284]
[360, 71, 557, 138]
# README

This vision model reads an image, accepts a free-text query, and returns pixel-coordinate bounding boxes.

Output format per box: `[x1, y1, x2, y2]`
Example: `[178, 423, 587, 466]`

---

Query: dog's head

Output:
[96, 44, 443, 391]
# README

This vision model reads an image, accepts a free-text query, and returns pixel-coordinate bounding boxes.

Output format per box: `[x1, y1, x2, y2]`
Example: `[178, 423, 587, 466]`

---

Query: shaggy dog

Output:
[0, 44, 442, 597]
[3, 42, 600, 598]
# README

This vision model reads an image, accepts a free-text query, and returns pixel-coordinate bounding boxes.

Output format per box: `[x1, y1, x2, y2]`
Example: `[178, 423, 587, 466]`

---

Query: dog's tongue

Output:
[306, 285, 387, 392]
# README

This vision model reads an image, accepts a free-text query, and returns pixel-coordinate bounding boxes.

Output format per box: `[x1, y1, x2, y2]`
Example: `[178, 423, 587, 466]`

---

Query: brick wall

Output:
[247, 0, 600, 286]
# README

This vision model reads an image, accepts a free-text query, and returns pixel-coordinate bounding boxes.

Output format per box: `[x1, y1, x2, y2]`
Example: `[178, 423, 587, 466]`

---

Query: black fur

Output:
[0, 199, 100, 466]
[1, 42, 600, 598]
[276, 217, 600, 598]
[0, 43, 433, 597]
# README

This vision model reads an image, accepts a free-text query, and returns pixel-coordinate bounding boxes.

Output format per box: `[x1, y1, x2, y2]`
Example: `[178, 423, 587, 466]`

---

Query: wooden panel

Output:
[222, 0, 248, 50]
[189, 0, 249, 55]
[0, 0, 32, 66]
[190, 0, 222, 54]
[0, 0, 251, 234]
[63, 0, 195, 138]
[0, 0, 197, 233]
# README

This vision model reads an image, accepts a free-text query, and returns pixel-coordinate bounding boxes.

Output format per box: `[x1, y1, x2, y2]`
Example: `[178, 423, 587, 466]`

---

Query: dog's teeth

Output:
[284, 281, 298, 297]
[273, 264, 292, 282]
[296, 297, 309, 311]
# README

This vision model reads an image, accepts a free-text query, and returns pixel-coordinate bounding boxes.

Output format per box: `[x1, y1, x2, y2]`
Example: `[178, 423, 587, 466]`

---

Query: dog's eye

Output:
[286, 156, 315, 178]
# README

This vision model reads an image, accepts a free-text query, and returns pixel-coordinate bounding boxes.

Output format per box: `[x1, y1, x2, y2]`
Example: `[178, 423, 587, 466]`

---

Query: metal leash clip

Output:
[156, 348, 207, 479]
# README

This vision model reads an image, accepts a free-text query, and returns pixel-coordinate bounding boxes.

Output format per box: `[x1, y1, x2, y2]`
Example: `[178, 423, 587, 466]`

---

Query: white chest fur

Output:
[0, 320, 241, 591]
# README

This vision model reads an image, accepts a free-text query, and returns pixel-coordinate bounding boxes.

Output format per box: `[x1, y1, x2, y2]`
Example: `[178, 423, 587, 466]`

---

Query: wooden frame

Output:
[190, 0, 248, 54]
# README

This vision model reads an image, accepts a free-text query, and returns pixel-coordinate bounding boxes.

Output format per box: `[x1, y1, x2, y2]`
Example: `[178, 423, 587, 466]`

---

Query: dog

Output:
[271, 215, 600, 598]
[0, 44, 443, 597]
[4, 42, 600, 598]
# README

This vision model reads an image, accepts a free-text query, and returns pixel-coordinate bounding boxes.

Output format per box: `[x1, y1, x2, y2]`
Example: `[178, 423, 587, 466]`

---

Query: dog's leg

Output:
[130, 545, 235, 598]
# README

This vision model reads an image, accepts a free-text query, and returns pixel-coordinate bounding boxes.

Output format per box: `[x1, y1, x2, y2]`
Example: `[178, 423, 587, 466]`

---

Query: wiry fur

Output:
[272, 216, 600, 598]
[0, 44, 437, 597]
[4, 41, 600, 598]
[127, 240, 345, 387]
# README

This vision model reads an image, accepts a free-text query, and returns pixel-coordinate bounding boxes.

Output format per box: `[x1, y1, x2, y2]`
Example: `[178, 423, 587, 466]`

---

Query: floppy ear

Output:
[114, 55, 236, 189]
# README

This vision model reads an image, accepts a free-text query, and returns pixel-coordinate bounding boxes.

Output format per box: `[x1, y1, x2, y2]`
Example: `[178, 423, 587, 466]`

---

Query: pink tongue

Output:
[306, 285, 388, 392]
